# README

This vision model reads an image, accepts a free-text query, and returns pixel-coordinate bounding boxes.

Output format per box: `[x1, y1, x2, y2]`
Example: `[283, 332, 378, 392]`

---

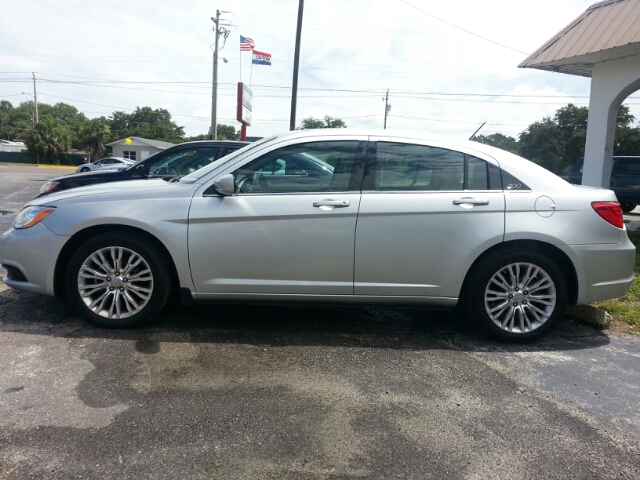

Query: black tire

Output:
[466, 249, 567, 343]
[80, 167, 91, 172]
[65, 231, 173, 328]
[621, 202, 636, 214]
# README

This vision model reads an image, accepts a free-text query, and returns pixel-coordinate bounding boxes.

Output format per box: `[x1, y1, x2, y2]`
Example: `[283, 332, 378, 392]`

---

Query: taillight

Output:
[592, 202, 624, 228]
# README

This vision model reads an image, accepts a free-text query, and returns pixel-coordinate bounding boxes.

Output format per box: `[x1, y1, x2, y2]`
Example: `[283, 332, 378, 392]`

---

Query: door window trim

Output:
[225, 140, 369, 196]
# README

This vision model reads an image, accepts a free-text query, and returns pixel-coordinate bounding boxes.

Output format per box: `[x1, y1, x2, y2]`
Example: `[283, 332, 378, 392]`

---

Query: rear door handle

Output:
[453, 198, 489, 206]
[313, 200, 350, 208]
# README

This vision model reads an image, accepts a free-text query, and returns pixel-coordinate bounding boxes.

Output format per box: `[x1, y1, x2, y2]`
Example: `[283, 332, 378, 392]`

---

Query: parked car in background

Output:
[2, 130, 634, 343]
[40, 141, 249, 196]
[566, 156, 640, 213]
[76, 157, 135, 173]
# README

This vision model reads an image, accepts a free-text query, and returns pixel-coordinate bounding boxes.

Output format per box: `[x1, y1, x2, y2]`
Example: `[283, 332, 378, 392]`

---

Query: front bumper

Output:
[0, 224, 68, 297]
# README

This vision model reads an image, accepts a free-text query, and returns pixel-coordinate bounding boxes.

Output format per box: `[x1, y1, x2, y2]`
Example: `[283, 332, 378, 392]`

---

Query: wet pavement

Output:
[1, 165, 639, 478]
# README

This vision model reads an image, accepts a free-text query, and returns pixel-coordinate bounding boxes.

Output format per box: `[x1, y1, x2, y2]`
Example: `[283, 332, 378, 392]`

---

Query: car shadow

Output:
[0, 289, 612, 353]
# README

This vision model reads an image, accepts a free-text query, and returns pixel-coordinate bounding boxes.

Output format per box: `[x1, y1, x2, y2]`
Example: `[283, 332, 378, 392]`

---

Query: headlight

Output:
[13, 206, 55, 229]
[39, 181, 60, 194]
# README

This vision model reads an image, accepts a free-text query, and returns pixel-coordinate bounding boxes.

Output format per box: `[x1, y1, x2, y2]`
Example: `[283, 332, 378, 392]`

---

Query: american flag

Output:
[240, 35, 255, 51]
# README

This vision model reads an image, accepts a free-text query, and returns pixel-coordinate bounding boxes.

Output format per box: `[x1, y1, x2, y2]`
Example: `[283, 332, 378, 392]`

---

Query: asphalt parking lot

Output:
[1, 164, 639, 479]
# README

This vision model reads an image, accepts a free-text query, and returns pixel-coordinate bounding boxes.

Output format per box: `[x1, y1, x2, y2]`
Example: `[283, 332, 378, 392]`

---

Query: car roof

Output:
[170, 140, 250, 147]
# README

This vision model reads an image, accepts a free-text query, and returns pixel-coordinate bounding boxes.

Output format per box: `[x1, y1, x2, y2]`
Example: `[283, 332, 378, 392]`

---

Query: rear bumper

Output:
[563, 237, 636, 304]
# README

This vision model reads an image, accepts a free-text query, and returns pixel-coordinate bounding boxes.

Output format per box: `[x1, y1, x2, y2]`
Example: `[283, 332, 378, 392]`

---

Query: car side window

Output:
[618, 159, 640, 176]
[148, 148, 223, 176]
[233, 141, 359, 194]
[370, 142, 499, 191]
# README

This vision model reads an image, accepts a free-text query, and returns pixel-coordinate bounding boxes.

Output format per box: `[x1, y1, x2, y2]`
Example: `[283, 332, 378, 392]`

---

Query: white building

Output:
[519, 0, 640, 188]
[107, 137, 175, 162]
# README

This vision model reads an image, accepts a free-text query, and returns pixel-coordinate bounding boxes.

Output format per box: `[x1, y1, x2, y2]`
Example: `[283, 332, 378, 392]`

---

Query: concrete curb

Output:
[37, 165, 77, 170]
[564, 304, 611, 328]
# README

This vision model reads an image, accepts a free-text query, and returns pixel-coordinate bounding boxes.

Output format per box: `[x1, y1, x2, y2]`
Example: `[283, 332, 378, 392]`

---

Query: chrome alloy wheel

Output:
[77, 246, 154, 319]
[483, 262, 556, 334]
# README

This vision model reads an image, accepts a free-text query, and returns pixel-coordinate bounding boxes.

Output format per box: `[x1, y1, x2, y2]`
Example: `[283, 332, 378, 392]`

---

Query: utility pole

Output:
[383, 89, 390, 129]
[290, 0, 304, 131]
[210, 11, 221, 140]
[210, 12, 230, 140]
[32, 72, 38, 124]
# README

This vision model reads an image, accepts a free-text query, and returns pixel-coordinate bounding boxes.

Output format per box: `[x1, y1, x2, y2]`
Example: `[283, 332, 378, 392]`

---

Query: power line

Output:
[397, 0, 529, 56]
[2, 74, 639, 101]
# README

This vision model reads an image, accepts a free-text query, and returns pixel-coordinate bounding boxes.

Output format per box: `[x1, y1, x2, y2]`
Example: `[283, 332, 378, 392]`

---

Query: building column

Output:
[582, 54, 640, 188]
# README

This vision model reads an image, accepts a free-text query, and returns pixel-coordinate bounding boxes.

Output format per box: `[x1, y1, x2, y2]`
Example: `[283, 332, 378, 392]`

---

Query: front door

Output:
[188, 139, 366, 298]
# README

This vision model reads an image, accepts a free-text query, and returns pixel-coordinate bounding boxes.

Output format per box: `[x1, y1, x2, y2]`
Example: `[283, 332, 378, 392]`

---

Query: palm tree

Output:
[23, 118, 72, 164]
[81, 118, 111, 160]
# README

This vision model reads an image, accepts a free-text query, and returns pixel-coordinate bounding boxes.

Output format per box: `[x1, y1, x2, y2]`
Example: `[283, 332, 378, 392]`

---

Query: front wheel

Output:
[467, 250, 567, 342]
[65, 232, 173, 328]
[80, 167, 91, 172]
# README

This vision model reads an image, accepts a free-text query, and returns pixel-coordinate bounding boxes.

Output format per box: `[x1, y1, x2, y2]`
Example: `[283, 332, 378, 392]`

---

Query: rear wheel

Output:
[620, 202, 636, 214]
[467, 250, 567, 342]
[65, 232, 173, 328]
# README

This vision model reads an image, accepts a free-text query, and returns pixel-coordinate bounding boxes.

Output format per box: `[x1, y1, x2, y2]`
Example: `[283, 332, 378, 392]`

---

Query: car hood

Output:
[30, 178, 191, 206]
[51, 168, 129, 183]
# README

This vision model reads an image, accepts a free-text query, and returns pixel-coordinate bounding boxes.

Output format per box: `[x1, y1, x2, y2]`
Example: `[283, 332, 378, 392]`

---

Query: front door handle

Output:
[313, 200, 350, 209]
[453, 198, 489, 206]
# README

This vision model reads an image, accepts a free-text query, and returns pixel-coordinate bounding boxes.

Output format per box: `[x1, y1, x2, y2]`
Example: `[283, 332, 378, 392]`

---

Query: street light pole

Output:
[210, 11, 220, 140]
[32, 72, 38, 124]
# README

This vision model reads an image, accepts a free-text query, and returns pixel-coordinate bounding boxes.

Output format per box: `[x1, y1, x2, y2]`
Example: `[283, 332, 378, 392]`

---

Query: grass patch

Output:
[592, 227, 640, 330]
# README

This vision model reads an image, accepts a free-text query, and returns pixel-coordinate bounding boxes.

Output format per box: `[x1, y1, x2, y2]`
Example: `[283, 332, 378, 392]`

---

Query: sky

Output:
[1, 0, 639, 141]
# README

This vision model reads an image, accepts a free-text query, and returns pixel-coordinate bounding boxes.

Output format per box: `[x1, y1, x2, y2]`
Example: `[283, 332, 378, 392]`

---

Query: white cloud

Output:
[1, 0, 638, 141]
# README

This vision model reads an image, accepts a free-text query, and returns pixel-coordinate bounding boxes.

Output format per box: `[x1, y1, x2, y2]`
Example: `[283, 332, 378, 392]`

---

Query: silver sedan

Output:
[76, 157, 134, 173]
[0, 130, 635, 342]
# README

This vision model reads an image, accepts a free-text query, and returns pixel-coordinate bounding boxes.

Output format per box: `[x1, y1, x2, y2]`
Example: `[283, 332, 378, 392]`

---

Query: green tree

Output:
[80, 118, 111, 160]
[553, 104, 589, 167]
[518, 103, 640, 173]
[0, 100, 12, 140]
[518, 117, 566, 173]
[37, 102, 88, 149]
[183, 133, 209, 142]
[0, 101, 34, 140]
[23, 118, 72, 164]
[184, 124, 240, 142]
[298, 116, 347, 129]
[108, 107, 185, 143]
[217, 124, 240, 140]
[473, 133, 520, 154]
[613, 105, 640, 155]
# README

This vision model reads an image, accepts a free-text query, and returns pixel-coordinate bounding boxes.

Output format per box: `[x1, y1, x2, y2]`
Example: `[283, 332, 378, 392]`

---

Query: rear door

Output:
[354, 139, 505, 300]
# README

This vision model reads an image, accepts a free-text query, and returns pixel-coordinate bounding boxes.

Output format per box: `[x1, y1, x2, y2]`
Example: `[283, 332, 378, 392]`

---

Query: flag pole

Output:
[250, 54, 254, 86]
[239, 43, 242, 83]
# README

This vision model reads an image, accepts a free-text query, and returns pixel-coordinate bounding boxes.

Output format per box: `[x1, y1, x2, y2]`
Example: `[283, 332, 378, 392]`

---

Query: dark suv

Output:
[38, 140, 249, 197]
[566, 156, 640, 213]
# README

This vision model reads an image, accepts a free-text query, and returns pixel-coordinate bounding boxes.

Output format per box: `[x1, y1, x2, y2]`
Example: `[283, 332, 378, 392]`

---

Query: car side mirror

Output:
[212, 174, 235, 196]
[135, 164, 147, 178]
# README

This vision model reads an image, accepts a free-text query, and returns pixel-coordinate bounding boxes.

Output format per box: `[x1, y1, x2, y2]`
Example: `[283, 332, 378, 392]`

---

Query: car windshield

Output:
[180, 137, 274, 183]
